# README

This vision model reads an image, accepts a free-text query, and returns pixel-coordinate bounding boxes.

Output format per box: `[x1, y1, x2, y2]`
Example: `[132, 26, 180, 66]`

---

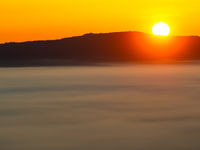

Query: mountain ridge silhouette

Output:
[0, 31, 200, 66]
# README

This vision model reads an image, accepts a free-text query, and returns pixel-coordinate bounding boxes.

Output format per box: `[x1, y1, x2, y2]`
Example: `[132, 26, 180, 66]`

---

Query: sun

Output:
[152, 22, 170, 36]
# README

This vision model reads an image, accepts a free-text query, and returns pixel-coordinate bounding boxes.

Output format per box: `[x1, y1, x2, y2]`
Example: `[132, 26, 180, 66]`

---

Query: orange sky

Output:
[0, 0, 199, 43]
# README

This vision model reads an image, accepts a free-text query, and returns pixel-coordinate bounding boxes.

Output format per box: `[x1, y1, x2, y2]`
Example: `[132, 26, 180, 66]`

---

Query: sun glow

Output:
[152, 22, 170, 36]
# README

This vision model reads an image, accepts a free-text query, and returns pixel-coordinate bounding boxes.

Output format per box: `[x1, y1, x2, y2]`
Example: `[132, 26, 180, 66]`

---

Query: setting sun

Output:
[152, 22, 170, 36]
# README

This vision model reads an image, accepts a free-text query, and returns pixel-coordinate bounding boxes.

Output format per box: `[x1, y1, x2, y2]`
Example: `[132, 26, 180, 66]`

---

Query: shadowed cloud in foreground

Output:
[1, 65, 200, 150]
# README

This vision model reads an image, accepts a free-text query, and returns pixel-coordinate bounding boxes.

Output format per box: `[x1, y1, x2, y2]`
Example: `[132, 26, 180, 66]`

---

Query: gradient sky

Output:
[0, 0, 199, 43]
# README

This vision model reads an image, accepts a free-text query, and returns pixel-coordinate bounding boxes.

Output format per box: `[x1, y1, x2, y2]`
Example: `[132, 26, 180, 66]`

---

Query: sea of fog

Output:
[1, 64, 200, 150]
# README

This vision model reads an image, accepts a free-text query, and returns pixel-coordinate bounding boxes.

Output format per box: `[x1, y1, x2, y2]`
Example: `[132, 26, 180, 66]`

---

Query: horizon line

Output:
[1, 31, 199, 45]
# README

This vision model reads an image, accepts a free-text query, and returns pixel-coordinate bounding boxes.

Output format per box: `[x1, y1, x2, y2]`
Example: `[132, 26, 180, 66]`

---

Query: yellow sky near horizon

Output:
[0, 0, 199, 43]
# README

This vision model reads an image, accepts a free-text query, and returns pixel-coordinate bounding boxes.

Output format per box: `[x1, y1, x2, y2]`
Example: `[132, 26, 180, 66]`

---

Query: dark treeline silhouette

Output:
[0, 31, 200, 66]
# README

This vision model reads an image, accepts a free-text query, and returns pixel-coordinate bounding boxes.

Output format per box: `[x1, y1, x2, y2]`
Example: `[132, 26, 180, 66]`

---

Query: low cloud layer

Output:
[1, 65, 200, 150]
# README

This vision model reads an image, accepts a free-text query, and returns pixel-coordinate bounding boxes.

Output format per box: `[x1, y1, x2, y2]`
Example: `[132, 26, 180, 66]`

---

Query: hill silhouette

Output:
[0, 31, 200, 66]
